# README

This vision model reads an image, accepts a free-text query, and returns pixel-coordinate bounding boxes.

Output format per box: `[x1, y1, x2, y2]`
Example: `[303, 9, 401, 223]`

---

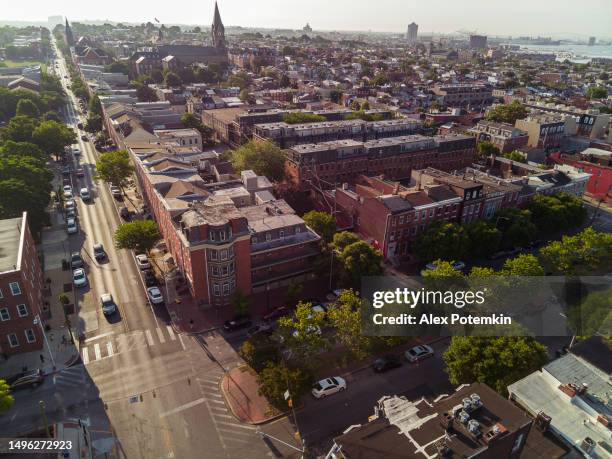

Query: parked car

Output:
[66, 218, 78, 234]
[93, 243, 106, 261]
[63, 185, 73, 199]
[143, 269, 158, 287]
[64, 199, 75, 212]
[77, 122, 83, 130]
[135, 254, 151, 270]
[81, 135, 88, 141]
[79, 187, 91, 201]
[119, 206, 130, 220]
[9, 369, 44, 390]
[246, 322, 274, 338]
[405, 345, 434, 363]
[100, 293, 117, 316]
[65, 208, 77, 220]
[146, 286, 164, 305]
[70, 251, 83, 268]
[62, 165, 72, 176]
[312, 377, 347, 399]
[372, 355, 402, 373]
[263, 306, 289, 322]
[223, 315, 252, 333]
[75, 167, 85, 178]
[72, 148, 81, 156]
[72, 268, 88, 288]
[110, 186, 122, 199]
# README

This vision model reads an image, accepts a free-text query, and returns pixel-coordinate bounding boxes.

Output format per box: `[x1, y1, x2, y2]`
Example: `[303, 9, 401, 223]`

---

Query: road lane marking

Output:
[82, 347, 89, 364]
[106, 341, 114, 357]
[145, 329, 154, 346]
[159, 398, 205, 418]
[216, 421, 256, 430]
[84, 331, 115, 343]
[94, 343, 101, 361]
[156, 327, 166, 344]
[166, 325, 176, 341]
[178, 333, 186, 351]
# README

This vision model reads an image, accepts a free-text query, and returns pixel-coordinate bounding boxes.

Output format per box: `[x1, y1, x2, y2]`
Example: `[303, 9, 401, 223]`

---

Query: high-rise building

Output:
[588, 36, 596, 46]
[469, 34, 487, 49]
[65, 18, 74, 47]
[211, 1, 226, 49]
[406, 22, 418, 43]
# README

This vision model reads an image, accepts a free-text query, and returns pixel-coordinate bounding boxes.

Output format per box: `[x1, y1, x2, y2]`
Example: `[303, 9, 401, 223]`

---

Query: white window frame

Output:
[0, 288, 3, 298]
[295, 226, 301, 233]
[210, 231, 215, 241]
[213, 283, 220, 297]
[279, 230, 285, 239]
[220, 249, 228, 261]
[212, 266, 219, 276]
[210, 250, 218, 260]
[7, 333, 19, 347]
[266, 233, 271, 241]
[222, 283, 230, 295]
[17, 304, 28, 318]
[0, 308, 10, 321]
[9, 282, 21, 296]
[25, 328, 36, 343]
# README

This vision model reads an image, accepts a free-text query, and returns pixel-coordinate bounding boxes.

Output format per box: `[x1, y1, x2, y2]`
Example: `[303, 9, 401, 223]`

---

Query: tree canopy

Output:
[256, 362, 312, 410]
[303, 211, 337, 244]
[114, 220, 161, 254]
[339, 240, 383, 287]
[485, 101, 528, 124]
[230, 140, 286, 182]
[277, 301, 328, 363]
[95, 149, 134, 188]
[416, 221, 470, 262]
[282, 112, 326, 124]
[0, 379, 14, 411]
[476, 141, 500, 160]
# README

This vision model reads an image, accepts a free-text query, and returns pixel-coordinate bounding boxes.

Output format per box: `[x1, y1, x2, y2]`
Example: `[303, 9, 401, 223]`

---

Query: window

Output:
[222, 266, 229, 276]
[212, 266, 219, 276]
[223, 283, 230, 295]
[7, 333, 18, 347]
[25, 329, 36, 343]
[220, 250, 228, 260]
[210, 250, 218, 260]
[213, 283, 220, 297]
[0, 308, 9, 321]
[252, 236, 258, 244]
[17, 304, 28, 318]
[429, 209, 434, 217]
[9, 282, 21, 295]
[266, 233, 271, 241]
[295, 226, 301, 233]
[0, 288, 3, 298]
[220, 231, 226, 241]
[210, 231, 215, 241]
[399, 216, 405, 225]
[279, 230, 284, 239]
[511, 433, 524, 453]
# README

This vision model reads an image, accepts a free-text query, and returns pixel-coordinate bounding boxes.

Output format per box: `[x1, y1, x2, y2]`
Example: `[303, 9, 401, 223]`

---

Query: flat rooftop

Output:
[0, 216, 23, 273]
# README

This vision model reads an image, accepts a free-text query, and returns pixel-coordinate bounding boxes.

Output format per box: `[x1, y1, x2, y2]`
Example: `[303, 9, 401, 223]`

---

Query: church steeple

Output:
[65, 18, 74, 46]
[211, 2, 226, 48]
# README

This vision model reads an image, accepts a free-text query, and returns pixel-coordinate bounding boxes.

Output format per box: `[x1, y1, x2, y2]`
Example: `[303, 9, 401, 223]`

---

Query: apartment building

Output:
[131, 147, 320, 304]
[523, 102, 610, 140]
[285, 134, 476, 191]
[432, 84, 493, 108]
[153, 128, 203, 149]
[469, 120, 529, 153]
[470, 34, 488, 49]
[515, 113, 566, 149]
[550, 148, 611, 203]
[0, 213, 45, 356]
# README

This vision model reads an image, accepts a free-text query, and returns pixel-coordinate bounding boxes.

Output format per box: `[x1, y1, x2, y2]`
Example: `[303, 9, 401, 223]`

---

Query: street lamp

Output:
[33, 315, 56, 369]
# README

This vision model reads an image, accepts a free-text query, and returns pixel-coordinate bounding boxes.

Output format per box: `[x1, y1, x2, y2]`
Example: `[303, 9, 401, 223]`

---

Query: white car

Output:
[312, 377, 347, 399]
[66, 218, 78, 234]
[135, 254, 151, 270]
[80, 187, 91, 201]
[72, 268, 88, 287]
[404, 345, 434, 363]
[110, 186, 122, 198]
[65, 199, 75, 212]
[146, 286, 164, 305]
[63, 185, 73, 199]
[100, 293, 117, 316]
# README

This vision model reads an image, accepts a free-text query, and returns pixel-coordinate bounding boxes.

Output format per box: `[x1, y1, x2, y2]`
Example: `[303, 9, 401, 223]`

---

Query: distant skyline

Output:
[2, 0, 611, 39]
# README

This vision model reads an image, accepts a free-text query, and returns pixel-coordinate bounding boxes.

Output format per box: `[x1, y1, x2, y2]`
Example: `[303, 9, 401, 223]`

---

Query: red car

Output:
[75, 167, 85, 177]
[263, 306, 289, 322]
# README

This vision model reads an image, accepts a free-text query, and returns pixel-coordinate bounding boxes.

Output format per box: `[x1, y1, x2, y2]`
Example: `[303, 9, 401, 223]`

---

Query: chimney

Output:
[393, 183, 400, 195]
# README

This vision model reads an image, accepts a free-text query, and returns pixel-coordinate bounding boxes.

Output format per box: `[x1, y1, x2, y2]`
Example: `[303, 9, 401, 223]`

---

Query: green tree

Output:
[136, 84, 158, 102]
[164, 71, 182, 87]
[95, 149, 134, 189]
[256, 362, 312, 410]
[105, 61, 130, 75]
[495, 208, 537, 249]
[284, 282, 303, 308]
[150, 69, 164, 84]
[231, 290, 250, 316]
[528, 193, 587, 235]
[42, 111, 61, 122]
[279, 74, 290, 88]
[330, 90, 343, 104]
[331, 231, 360, 253]
[1, 115, 39, 143]
[327, 289, 373, 358]
[230, 140, 286, 182]
[239, 335, 280, 372]
[32, 120, 76, 158]
[586, 86, 607, 99]
[114, 220, 160, 254]
[277, 301, 328, 363]
[0, 379, 14, 411]
[567, 287, 612, 338]
[303, 211, 337, 244]
[466, 220, 501, 258]
[443, 336, 548, 394]
[180, 113, 214, 143]
[502, 150, 526, 163]
[282, 113, 326, 124]
[486, 100, 528, 124]
[88, 95, 103, 117]
[469, 266, 497, 277]
[339, 241, 383, 288]
[422, 260, 464, 278]
[540, 228, 612, 275]
[501, 253, 544, 276]
[16, 99, 40, 118]
[416, 221, 470, 262]
[85, 114, 103, 133]
[226, 71, 250, 90]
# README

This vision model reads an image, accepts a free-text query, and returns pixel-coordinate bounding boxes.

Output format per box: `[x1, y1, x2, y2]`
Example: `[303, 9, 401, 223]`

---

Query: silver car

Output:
[72, 268, 87, 288]
[100, 293, 117, 316]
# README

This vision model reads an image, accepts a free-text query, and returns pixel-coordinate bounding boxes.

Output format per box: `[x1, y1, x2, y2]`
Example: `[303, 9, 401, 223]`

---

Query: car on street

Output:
[223, 315, 253, 332]
[75, 167, 85, 177]
[146, 286, 164, 305]
[143, 269, 158, 287]
[135, 254, 151, 270]
[66, 218, 78, 234]
[372, 355, 402, 373]
[62, 165, 72, 175]
[81, 135, 88, 141]
[404, 344, 435, 363]
[79, 187, 91, 201]
[70, 251, 83, 268]
[100, 293, 117, 316]
[110, 186, 122, 199]
[72, 148, 81, 156]
[77, 122, 83, 130]
[93, 243, 106, 261]
[72, 268, 88, 288]
[263, 306, 289, 322]
[119, 206, 130, 220]
[63, 185, 73, 199]
[246, 322, 274, 338]
[65, 208, 77, 219]
[8, 369, 44, 390]
[64, 199, 75, 212]
[312, 377, 347, 399]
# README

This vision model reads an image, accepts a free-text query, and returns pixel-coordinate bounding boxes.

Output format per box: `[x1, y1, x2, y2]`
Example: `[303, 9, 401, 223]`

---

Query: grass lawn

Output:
[1, 59, 44, 68]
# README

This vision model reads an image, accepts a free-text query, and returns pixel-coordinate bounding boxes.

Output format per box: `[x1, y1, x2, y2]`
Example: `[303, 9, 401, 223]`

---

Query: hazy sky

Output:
[3, 0, 611, 38]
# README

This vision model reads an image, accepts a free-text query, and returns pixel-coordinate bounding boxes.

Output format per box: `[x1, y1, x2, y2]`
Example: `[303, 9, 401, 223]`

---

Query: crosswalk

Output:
[81, 325, 177, 364]
[196, 369, 264, 456]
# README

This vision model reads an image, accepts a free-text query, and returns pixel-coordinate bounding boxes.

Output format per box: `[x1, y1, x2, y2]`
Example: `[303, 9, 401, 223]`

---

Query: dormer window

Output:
[210, 231, 215, 241]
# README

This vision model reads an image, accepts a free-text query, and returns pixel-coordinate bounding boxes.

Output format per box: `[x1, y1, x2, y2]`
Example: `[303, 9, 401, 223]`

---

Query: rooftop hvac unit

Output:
[458, 410, 470, 424]
[581, 437, 596, 455]
[470, 393, 483, 410]
[463, 397, 474, 412]
[452, 404, 464, 418]
[468, 419, 481, 437]
[535, 411, 552, 432]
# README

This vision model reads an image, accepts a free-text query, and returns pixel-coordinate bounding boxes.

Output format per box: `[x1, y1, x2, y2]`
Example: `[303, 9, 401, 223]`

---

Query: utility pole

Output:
[39, 401, 50, 438]
[33, 315, 56, 368]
